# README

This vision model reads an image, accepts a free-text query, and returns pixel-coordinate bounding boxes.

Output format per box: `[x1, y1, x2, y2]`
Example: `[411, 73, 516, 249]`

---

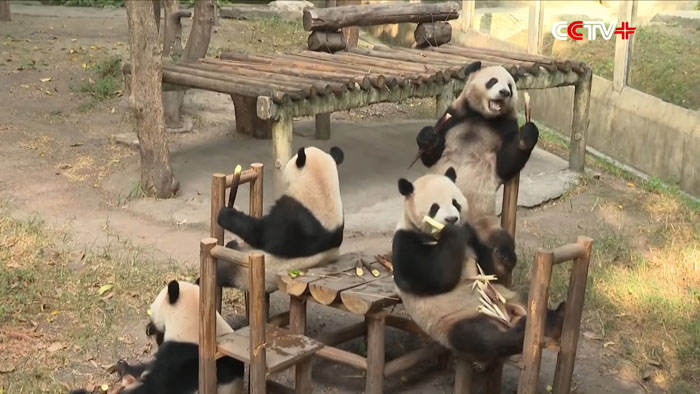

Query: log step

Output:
[216, 324, 323, 375]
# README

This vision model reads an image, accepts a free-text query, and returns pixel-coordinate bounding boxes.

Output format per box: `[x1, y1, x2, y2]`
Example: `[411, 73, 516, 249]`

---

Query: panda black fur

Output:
[71, 281, 244, 394]
[392, 170, 565, 362]
[416, 62, 539, 279]
[216, 146, 345, 292]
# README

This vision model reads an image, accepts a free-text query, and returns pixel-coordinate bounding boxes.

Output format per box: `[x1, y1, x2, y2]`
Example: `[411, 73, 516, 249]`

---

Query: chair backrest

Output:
[210, 163, 264, 246]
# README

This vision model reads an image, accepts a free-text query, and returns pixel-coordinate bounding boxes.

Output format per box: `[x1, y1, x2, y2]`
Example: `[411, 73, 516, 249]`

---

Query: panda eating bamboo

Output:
[392, 169, 565, 362]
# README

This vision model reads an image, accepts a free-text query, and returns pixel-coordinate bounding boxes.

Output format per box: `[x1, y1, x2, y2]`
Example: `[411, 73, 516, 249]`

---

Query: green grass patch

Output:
[76, 55, 123, 102]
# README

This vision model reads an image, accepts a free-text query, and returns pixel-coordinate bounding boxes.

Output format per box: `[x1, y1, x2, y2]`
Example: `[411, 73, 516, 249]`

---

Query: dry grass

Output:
[513, 172, 699, 393]
[0, 203, 202, 393]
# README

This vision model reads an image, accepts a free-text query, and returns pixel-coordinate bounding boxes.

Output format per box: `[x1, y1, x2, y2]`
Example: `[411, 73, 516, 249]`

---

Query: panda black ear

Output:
[398, 178, 414, 197]
[465, 61, 481, 74]
[296, 147, 306, 168]
[329, 146, 344, 165]
[167, 280, 180, 304]
[445, 167, 457, 183]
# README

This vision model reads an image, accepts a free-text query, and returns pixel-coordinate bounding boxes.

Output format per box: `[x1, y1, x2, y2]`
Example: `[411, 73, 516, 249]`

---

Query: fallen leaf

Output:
[69, 142, 83, 147]
[603, 341, 615, 348]
[583, 331, 603, 341]
[40, 77, 52, 83]
[98, 284, 113, 296]
[59, 164, 72, 170]
[47, 342, 65, 353]
[71, 38, 77, 42]
[110, 107, 115, 114]
[627, 182, 635, 188]
[20, 84, 30, 89]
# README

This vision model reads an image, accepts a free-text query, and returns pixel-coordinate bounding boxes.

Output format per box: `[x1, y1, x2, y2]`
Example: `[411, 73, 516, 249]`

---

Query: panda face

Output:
[398, 168, 468, 232]
[463, 65, 518, 118]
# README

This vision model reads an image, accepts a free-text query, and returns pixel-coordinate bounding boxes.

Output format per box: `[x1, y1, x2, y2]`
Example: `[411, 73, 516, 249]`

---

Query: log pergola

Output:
[124, 1, 592, 196]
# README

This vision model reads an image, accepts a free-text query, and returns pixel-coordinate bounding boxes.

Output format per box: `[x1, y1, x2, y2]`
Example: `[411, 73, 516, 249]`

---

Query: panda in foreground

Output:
[70, 281, 243, 394]
[392, 170, 565, 361]
[216, 146, 345, 292]
[415, 62, 539, 279]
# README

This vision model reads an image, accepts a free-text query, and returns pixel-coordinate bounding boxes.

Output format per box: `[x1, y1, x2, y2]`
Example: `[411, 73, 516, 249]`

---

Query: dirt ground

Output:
[0, 4, 698, 394]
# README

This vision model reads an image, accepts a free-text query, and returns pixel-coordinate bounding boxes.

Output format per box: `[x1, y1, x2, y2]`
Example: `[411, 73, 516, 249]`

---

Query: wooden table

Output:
[277, 253, 447, 394]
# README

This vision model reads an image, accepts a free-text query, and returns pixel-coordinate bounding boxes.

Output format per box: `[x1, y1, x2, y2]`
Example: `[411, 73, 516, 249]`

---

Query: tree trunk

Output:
[162, 0, 215, 128]
[126, 0, 178, 198]
[0, 0, 10, 22]
[162, 0, 188, 128]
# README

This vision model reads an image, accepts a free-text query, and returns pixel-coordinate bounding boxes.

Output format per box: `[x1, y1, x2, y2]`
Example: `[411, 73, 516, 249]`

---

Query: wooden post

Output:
[315, 113, 331, 140]
[232, 95, 272, 139]
[527, 0, 543, 55]
[461, 0, 475, 30]
[272, 112, 293, 199]
[517, 250, 554, 394]
[552, 237, 593, 394]
[613, 0, 637, 92]
[454, 355, 474, 394]
[0, 0, 11, 22]
[338, 0, 361, 48]
[569, 67, 592, 173]
[249, 253, 267, 394]
[366, 312, 387, 394]
[198, 238, 218, 394]
[436, 81, 455, 119]
[250, 163, 264, 218]
[486, 174, 520, 394]
[211, 174, 226, 313]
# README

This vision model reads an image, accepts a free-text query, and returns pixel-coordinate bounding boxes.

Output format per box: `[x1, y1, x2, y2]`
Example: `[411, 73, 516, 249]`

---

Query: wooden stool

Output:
[199, 238, 323, 394]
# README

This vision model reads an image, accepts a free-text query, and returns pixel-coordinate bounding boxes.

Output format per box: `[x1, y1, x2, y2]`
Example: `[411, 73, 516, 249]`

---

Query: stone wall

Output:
[527, 77, 700, 197]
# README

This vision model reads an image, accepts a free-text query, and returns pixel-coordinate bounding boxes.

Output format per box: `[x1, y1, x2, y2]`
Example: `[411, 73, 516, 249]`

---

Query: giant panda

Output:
[415, 62, 539, 278]
[216, 146, 345, 292]
[70, 280, 244, 394]
[392, 170, 565, 362]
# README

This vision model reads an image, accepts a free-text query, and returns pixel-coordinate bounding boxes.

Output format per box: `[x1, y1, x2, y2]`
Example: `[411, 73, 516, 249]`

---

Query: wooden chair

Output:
[453, 177, 594, 394]
[209, 163, 289, 326]
[199, 237, 324, 394]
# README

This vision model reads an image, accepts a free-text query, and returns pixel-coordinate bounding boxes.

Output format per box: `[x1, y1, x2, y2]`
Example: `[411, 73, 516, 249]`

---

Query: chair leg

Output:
[454, 356, 474, 394]
[295, 358, 313, 394]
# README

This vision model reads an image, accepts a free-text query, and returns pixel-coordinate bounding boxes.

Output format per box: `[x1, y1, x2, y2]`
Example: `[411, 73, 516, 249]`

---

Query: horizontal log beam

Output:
[384, 344, 448, 377]
[303, 1, 459, 31]
[316, 346, 368, 370]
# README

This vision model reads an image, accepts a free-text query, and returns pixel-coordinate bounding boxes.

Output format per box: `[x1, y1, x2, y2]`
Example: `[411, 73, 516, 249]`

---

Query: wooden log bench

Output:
[122, 1, 592, 197]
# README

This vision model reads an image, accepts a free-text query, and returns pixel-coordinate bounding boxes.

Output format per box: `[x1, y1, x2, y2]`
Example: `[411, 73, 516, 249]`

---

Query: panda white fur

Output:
[216, 146, 345, 292]
[72, 281, 244, 394]
[416, 62, 539, 279]
[392, 170, 565, 361]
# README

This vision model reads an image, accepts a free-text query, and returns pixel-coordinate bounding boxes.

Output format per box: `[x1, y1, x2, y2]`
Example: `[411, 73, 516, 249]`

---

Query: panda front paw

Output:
[416, 126, 438, 149]
[217, 206, 240, 229]
[518, 122, 539, 151]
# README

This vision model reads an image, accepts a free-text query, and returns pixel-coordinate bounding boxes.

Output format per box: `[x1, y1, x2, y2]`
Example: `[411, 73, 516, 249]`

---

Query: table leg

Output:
[365, 312, 387, 394]
[290, 296, 310, 391]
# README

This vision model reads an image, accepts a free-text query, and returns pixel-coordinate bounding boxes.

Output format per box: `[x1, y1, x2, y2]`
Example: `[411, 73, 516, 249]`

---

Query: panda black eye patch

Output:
[485, 77, 498, 89]
[452, 199, 461, 212]
[429, 203, 440, 218]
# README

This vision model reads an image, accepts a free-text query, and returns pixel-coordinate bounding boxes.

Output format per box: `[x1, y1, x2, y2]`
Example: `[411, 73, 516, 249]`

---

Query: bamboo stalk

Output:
[227, 164, 242, 209]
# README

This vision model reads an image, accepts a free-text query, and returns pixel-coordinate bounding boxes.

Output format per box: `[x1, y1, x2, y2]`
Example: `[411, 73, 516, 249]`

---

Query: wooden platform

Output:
[123, 42, 592, 197]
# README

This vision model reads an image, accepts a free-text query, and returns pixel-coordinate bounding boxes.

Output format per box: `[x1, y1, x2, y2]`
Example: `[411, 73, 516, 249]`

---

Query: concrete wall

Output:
[527, 77, 700, 197]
